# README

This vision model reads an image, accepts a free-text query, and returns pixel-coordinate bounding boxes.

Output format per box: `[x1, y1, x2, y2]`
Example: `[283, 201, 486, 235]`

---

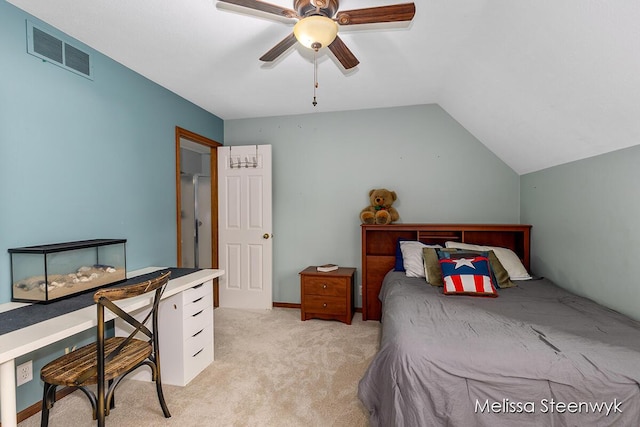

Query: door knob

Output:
[263, 233, 271, 239]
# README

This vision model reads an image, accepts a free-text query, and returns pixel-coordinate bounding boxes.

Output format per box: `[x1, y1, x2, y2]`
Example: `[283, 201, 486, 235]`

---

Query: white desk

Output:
[0, 267, 224, 427]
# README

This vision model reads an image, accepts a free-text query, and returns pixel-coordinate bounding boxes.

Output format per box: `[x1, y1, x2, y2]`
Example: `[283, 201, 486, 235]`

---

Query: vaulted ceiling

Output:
[7, 0, 640, 174]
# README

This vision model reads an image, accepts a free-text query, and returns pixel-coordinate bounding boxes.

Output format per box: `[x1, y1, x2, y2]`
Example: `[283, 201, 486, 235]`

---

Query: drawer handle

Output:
[193, 283, 204, 289]
[192, 348, 204, 357]
[323, 303, 327, 307]
[192, 329, 204, 338]
[322, 284, 327, 289]
[192, 310, 204, 317]
[192, 297, 203, 304]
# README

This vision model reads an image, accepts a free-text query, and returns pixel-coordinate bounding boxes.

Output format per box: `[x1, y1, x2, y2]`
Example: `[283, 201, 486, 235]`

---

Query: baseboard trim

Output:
[273, 302, 300, 309]
[12, 386, 75, 425]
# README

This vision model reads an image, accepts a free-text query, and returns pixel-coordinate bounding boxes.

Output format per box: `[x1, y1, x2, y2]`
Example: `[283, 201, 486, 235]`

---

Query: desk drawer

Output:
[184, 342, 214, 385]
[185, 304, 213, 337]
[184, 293, 211, 318]
[158, 279, 215, 386]
[185, 322, 213, 356]
[182, 280, 212, 303]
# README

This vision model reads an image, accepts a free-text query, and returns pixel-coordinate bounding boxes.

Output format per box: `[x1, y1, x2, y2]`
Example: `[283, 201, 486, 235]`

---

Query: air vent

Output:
[27, 21, 93, 80]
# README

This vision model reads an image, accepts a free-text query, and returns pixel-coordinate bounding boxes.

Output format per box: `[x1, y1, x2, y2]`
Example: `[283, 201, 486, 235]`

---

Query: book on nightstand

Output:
[316, 264, 339, 272]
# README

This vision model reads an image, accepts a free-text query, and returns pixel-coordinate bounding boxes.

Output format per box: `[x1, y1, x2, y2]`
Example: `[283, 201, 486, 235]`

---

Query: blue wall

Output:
[521, 144, 640, 321]
[225, 105, 522, 307]
[0, 1, 223, 414]
[0, 1, 223, 304]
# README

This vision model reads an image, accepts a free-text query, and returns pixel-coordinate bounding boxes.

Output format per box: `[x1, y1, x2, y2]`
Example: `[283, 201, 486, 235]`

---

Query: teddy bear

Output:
[360, 188, 400, 225]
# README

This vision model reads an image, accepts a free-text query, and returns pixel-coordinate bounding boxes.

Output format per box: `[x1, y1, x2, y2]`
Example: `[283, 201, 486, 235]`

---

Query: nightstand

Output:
[299, 266, 357, 325]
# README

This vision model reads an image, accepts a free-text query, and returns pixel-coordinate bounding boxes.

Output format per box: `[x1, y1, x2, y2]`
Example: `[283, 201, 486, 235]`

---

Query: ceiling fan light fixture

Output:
[293, 16, 338, 50]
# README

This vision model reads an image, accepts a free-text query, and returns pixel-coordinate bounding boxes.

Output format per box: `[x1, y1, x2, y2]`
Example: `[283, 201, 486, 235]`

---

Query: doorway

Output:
[180, 173, 211, 268]
[175, 127, 221, 305]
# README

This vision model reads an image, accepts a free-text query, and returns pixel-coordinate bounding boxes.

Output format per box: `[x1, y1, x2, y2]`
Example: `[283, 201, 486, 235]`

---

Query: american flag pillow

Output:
[439, 256, 498, 297]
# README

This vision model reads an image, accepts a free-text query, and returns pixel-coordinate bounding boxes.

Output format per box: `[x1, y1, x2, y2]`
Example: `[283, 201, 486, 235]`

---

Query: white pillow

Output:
[400, 241, 442, 279]
[444, 241, 532, 280]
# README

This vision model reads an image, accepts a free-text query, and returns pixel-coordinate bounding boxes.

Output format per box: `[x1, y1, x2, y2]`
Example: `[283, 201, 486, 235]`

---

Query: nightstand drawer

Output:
[304, 295, 347, 315]
[303, 277, 348, 297]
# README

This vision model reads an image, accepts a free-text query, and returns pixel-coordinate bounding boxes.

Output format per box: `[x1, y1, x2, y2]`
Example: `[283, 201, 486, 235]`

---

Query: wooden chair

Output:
[40, 270, 172, 427]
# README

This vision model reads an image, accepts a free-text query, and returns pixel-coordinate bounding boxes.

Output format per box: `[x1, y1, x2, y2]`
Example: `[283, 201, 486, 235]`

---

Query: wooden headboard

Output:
[361, 223, 532, 321]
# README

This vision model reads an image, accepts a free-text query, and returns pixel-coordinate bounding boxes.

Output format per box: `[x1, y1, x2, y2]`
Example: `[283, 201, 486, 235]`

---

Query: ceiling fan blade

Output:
[335, 3, 416, 25]
[260, 33, 298, 62]
[218, 0, 299, 19]
[328, 36, 359, 69]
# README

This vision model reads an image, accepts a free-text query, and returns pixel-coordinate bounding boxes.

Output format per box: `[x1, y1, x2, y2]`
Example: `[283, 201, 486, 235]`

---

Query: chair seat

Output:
[41, 337, 152, 387]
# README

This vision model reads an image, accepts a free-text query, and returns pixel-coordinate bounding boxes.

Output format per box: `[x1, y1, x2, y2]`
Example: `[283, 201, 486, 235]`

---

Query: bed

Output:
[358, 224, 640, 426]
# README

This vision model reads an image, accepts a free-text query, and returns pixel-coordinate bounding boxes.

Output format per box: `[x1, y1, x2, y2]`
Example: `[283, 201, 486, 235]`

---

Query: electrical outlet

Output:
[17, 360, 33, 386]
[359, 285, 362, 296]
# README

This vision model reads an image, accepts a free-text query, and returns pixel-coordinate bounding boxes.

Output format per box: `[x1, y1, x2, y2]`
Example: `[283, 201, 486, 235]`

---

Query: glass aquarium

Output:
[9, 239, 127, 303]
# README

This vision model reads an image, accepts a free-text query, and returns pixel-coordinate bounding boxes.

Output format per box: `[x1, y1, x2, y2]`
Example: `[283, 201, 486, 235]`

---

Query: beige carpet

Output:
[20, 307, 380, 427]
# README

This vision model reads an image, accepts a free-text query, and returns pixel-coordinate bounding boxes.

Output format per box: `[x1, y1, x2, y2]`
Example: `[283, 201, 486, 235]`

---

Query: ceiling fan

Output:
[218, 0, 416, 70]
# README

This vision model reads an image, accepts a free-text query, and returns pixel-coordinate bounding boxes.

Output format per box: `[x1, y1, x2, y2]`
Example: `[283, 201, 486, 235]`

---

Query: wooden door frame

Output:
[175, 126, 222, 306]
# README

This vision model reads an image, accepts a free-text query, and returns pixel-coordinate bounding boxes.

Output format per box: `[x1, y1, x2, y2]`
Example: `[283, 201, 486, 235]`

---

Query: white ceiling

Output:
[7, 0, 640, 174]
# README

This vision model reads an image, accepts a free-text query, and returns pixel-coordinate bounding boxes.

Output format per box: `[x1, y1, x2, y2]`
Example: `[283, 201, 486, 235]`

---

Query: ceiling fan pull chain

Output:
[312, 48, 318, 107]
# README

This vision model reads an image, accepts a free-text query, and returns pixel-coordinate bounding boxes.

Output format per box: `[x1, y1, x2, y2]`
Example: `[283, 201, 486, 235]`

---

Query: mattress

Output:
[358, 271, 640, 426]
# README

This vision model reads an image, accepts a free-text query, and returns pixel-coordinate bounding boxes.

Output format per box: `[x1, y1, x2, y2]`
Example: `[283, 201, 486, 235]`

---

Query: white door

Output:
[217, 144, 272, 309]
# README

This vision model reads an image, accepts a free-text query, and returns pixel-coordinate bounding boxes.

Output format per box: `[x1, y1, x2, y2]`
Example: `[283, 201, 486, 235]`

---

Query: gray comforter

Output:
[358, 271, 640, 426]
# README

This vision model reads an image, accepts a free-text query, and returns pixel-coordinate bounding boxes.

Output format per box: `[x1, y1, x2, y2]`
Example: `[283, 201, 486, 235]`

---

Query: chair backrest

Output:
[94, 270, 171, 304]
[76, 270, 171, 385]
